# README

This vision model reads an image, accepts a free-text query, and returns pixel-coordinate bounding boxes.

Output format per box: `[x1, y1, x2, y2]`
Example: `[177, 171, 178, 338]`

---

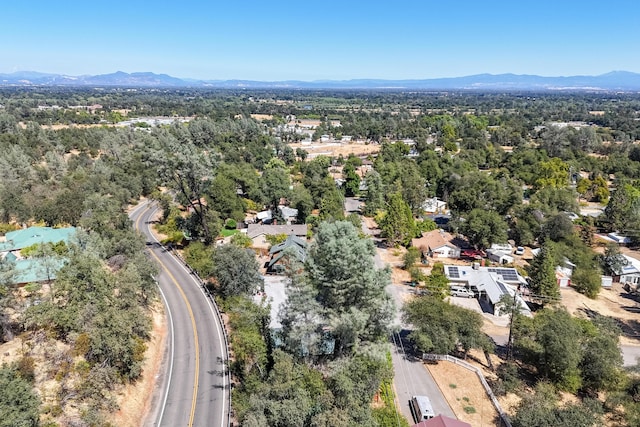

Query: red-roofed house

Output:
[412, 415, 471, 427]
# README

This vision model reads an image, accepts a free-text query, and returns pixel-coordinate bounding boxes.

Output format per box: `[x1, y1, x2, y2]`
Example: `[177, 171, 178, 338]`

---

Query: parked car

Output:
[450, 285, 475, 298]
[514, 246, 525, 256]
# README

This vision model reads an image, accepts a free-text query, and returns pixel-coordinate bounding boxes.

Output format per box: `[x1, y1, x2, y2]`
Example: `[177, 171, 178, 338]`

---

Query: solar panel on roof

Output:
[448, 266, 460, 278]
[496, 281, 510, 294]
[497, 269, 519, 281]
[487, 268, 497, 273]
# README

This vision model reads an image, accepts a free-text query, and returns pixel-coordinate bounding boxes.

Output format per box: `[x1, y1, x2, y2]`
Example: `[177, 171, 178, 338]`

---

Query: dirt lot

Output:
[427, 359, 500, 426]
[289, 141, 381, 159]
[559, 282, 640, 345]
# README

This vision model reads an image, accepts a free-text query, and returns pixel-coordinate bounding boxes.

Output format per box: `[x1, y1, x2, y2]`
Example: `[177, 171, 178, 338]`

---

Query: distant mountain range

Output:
[2, 70, 640, 91]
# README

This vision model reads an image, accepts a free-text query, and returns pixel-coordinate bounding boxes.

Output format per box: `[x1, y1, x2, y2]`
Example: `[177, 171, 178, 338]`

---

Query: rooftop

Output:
[444, 264, 531, 316]
[412, 230, 461, 251]
[12, 258, 65, 284]
[412, 415, 471, 427]
[247, 224, 308, 239]
[0, 226, 77, 252]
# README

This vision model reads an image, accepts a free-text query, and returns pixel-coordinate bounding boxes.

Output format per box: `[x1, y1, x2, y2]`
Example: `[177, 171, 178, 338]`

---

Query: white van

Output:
[450, 285, 475, 298]
[411, 395, 435, 421]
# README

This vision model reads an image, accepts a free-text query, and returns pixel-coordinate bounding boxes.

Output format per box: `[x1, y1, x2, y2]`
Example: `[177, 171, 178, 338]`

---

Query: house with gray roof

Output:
[266, 235, 307, 274]
[444, 264, 531, 317]
[247, 224, 308, 250]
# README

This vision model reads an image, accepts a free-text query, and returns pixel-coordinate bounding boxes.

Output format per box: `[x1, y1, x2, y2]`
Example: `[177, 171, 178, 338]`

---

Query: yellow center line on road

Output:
[136, 204, 200, 427]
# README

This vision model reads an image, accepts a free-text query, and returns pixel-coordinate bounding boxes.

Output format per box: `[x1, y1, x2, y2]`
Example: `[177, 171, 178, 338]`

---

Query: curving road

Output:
[130, 201, 229, 427]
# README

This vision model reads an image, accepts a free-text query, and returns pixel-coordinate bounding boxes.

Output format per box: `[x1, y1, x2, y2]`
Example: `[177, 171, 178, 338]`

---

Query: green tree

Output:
[379, 193, 416, 247]
[604, 183, 640, 232]
[362, 170, 385, 216]
[398, 162, 428, 215]
[0, 256, 16, 342]
[290, 185, 314, 224]
[207, 174, 246, 221]
[261, 164, 291, 211]
[579, 316, 623, 394]
[0, 365, 40, 427]
[512, 382, 603, 427]
[319, 187, 345, 221]
[599, 243, 627, 276]
[528, 244, 560, 305]
[212, 244, 263, 298]
[571, 267, 601, 299]
[576, 178, 592, 201]
[529, 187, 579, 215]
[459, 208, 508, 249]
[278, 265, 324, 361]
[403, 296, 492, 358]
[183, 241, 215, 278]
[534, 158, 570, 189]
[424, 269, 450, 299]
[306, 221, 394, 356]
[343, 162, 360, 197]
[536, 308, 582, 392]
[230, 232, 253, 248]
[541, 213, 575, 243]
[152, 130, 217, 243]
[403, 247, 421, 269]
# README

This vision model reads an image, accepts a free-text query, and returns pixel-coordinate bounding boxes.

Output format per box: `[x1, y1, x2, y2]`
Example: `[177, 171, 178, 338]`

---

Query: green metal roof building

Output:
[0, 226, 77, 252]
[0, 226, 76, 285]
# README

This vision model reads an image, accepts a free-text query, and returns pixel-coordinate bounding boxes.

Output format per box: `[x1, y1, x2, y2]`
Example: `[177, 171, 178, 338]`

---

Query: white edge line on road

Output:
[155, 281, 174, 427]
[146, 204, 228, 427]
[191, 263, 227, 427]
[134, 201, 175, 427]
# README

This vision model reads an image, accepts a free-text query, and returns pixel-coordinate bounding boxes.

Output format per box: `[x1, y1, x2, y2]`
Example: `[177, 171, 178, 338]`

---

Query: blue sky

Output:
[2, 1, 638, 80]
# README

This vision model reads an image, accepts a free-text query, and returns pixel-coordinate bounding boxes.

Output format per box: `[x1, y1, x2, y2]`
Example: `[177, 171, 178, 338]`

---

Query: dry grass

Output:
[289, 141, 381, 158]
[426, 360, 500, 426]
[109, 303, 166, 427]
[559, 282, 640, 345]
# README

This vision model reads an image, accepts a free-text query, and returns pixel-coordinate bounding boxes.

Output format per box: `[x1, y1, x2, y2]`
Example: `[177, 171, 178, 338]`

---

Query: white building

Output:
[444, 264, 531, 317]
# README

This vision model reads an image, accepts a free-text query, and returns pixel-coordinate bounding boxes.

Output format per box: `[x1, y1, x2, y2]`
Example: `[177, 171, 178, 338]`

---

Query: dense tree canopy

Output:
[403, 296, 492, 357]
[212, 244, 264, 298]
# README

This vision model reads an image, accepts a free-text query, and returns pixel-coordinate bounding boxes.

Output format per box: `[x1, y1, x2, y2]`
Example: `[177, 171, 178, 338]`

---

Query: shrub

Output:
[403, 247, 421, 269]
[225, 218, 237, 230]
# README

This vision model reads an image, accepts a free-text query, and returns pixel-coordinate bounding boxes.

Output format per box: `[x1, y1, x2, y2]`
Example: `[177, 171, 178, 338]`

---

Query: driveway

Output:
[346, 197, 455, 421]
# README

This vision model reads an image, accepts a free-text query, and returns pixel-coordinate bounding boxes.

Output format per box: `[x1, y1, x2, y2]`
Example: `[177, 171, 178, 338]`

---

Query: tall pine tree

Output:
[379, 193, 417, 247]
[528, 244, 560, 305]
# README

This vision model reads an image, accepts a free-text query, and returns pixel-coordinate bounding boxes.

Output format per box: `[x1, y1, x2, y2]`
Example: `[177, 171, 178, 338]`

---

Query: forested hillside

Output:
[2, 88, 640, 426]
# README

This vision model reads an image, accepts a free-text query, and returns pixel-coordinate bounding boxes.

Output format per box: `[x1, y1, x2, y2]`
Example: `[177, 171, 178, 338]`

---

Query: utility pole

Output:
[506, 288, 518, 361]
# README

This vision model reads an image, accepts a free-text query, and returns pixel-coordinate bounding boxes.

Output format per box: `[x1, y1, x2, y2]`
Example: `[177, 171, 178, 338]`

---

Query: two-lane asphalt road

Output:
[130, 201, 229, 427]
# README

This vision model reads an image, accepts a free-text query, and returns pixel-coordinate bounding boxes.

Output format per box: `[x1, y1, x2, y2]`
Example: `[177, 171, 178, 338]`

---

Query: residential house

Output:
[412, 415, 471, 427]
[610, 254, 640, 286]
[486, 243, 514, 265]
[255, 206, 299, 224]
[444, 264, 531, 317]
[422, 197, 449, 215]
[411, 230, 462, 259]
[0, 226, 76, 285]
[247, 224, 308, 251]
[266, 235, 307, 274]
